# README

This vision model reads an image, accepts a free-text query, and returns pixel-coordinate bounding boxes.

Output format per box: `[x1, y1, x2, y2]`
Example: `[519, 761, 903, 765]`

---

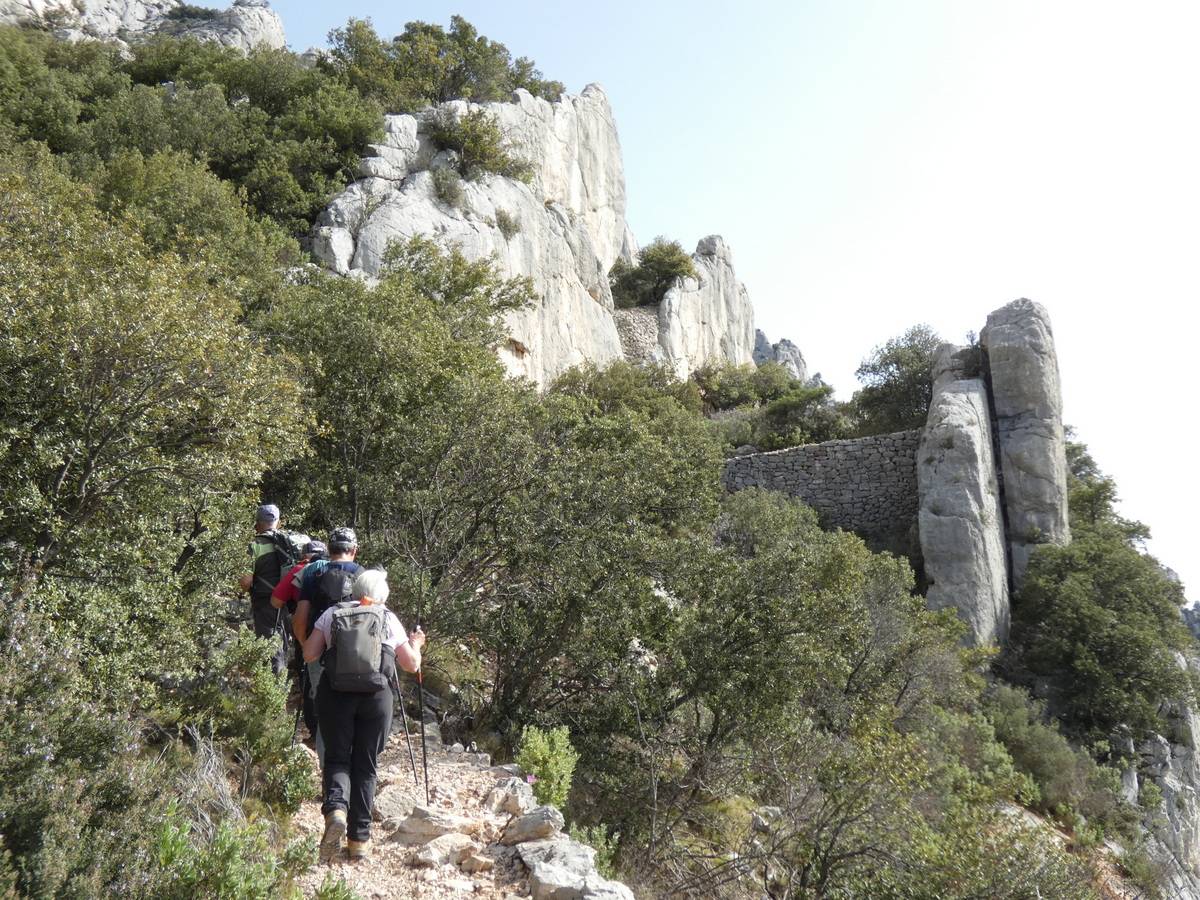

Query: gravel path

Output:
[291, 729, 532, 900]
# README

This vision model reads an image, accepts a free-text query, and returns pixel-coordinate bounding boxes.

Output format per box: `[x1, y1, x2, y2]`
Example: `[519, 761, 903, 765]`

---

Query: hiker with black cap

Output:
[303, 568, 425, 862]
[237, 504, 299, 676]
[294, 527, 363, 756]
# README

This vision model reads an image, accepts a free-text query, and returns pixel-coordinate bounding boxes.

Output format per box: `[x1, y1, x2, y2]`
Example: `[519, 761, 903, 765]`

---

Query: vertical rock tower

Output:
[980, 299, 1071, 582]
[917, 345, 1010, 645]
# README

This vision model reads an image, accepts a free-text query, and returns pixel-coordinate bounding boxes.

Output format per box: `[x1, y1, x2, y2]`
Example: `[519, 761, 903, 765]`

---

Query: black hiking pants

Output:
[317, 680, 393, 841]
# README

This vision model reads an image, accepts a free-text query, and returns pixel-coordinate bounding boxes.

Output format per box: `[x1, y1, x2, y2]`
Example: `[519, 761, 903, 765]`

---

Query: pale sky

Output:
[267, 0, 1199, 599]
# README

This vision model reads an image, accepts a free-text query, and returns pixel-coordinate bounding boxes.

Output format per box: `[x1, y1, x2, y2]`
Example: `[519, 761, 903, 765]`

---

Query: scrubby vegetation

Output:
[427, 108, 533, 181]
[0, 15, 1191, 900]
[321, 16, 564, 113]
[1002, 441, 1196, 744]
[692, 361, 852, 451]
[610, 237, 698, 308]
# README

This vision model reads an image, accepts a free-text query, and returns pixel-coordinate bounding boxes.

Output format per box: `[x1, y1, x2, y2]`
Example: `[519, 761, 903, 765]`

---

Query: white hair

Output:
[352, 568, 390, 604]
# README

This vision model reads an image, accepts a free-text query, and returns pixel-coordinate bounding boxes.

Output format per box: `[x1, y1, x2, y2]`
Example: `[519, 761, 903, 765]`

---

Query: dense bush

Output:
[0, 151, 305, 590]
[984, 684, 1137, 839]
[516, 725, 580, 808]
[692, 361, 851, 451]
[849, 323, 942, 434]
[427, 108, 533, 181]
[1002, 442, 1194, 744]
[610, 238, 697, 309]
[0, 26, 382, 234]
[321, 16, 563, 113]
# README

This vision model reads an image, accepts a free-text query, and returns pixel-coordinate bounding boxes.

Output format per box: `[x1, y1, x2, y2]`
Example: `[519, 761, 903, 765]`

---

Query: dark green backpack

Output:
[325, 602, 395, 693]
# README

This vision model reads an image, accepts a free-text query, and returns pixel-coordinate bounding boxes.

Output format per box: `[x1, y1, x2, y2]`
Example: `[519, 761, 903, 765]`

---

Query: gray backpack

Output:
[326, 602, 394, 693]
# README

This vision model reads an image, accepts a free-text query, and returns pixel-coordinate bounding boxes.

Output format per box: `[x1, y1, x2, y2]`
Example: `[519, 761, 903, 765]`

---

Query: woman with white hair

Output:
[303, 568, 425, 862]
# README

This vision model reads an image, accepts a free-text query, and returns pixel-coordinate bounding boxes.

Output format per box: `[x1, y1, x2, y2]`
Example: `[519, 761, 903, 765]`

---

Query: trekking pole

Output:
[391, 673, 420, 789]
[290, 666, 306, 747]
[415, 595, 431, 806]
[416, 665, 430, 806]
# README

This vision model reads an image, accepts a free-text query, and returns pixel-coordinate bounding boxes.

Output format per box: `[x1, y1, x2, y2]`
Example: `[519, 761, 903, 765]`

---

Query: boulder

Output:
[412, 832, 479, 868]
[394, 805, 482, 840]
[980, 299, 1070, 584]
[500, 806, 565, 845]
[517, 839, 635, 900]
[372, 784, 417, 823]
[917, 344, 1010, 646]
[485, 777, 536, 816]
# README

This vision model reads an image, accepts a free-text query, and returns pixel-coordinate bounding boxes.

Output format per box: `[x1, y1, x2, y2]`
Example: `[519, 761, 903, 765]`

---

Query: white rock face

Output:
[313, 90, 761, 385]
[918, 345, 1009, 646]
[981, 299, 1070, 584]
[754, 329, 808, 382]
[0, 0, 285, 52]
[1140, 665, 1200, 900]
[655, 236, 756, 379]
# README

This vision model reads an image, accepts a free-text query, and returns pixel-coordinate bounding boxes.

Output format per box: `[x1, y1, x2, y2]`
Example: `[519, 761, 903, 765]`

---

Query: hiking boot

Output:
[347, 839, 370, 860]
[319, 809, 347, 862]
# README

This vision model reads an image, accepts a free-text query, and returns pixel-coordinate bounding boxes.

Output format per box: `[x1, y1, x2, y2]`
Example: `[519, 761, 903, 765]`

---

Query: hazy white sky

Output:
[270, 0, 1198, 598]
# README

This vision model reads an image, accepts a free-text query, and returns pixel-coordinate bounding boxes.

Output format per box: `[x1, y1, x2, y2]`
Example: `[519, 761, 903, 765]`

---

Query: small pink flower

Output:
[526, 774, 538, 784]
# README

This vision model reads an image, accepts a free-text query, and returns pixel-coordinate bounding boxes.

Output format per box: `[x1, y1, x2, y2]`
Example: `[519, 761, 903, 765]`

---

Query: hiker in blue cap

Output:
[237, 504, 299, 675]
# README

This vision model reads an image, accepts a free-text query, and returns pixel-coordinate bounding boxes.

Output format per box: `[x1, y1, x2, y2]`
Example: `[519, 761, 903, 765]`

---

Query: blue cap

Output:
[256, 504, 280, 524]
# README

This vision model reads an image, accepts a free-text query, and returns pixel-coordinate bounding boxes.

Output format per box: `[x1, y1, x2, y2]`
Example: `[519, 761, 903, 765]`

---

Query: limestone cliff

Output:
[0, 0, 286, 52]
[312, 87, 763, 385]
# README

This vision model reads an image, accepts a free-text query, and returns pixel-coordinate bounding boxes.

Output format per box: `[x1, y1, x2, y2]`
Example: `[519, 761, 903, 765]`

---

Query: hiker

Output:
[294, 528, 363, 752]
[236, 504, 296, 676]
[272, 538, 328, 692]
[293, 527, 362, 643]
[303, 568, 425, 861]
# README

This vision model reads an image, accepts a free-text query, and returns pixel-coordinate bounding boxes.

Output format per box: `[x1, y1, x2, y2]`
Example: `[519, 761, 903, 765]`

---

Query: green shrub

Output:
[153, 806, 313, 899]
[428, 108, 533, 181]
[516, 725, 580, 808]
[495, 207, 520, 239]
[179, 631, 316, 813]
[983, 684, 1137, 840]
[610, 238, 697, 308]
[431, 165, 465, 207]
[313, 873, 365, 900]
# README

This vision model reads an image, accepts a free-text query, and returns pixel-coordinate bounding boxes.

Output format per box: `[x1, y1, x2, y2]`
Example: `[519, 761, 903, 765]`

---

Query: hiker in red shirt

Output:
[272, 538, 328, 614]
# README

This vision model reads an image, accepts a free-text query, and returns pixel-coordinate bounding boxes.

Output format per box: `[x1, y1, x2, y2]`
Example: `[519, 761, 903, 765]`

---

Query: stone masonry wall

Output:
[722, 430, 922, 556]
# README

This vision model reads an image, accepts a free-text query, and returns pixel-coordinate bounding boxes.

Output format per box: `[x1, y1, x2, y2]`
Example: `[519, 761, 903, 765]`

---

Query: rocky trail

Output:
[290, 717, 633, 900]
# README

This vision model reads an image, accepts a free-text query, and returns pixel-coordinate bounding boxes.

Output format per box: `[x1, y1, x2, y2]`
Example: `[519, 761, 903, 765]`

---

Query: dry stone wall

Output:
[722, 430, 922, 556]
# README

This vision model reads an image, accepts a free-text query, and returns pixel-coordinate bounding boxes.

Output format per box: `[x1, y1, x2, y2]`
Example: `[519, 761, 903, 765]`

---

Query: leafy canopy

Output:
[321, 16, 564, 113]
[850, 323, 942, 435]
[610, 237, 697, 309]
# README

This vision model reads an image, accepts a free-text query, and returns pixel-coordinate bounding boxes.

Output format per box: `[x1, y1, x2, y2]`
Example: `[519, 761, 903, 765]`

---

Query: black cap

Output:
[329, 526, 357, 551]
[303, 539, 328, 559]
